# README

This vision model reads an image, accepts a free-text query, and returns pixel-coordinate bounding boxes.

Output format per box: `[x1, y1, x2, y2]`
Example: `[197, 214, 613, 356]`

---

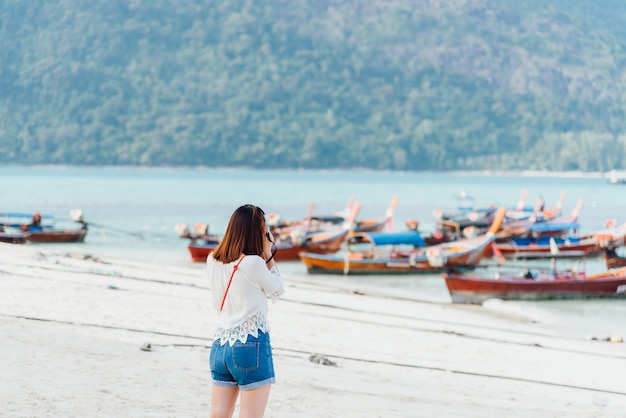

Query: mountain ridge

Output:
[1, 0, 625, 171]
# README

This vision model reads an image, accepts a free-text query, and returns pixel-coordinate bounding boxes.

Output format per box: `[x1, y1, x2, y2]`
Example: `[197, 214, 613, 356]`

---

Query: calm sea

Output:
[1, 166, 625, 339]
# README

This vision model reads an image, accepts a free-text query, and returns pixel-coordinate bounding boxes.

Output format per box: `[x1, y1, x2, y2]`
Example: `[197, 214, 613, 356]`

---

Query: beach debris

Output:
[308, 353, 337, 366]
[63, 252, 104, 263]
[34, 252, 47, 260]
[140, 342, 152, 352]
[107, 285, 119, 290]
[586, 335, 623, 343]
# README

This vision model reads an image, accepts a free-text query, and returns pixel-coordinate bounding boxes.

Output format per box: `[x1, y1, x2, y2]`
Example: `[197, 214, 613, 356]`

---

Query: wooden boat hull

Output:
[494, 238, 601, 259]
[299, 241, 492, 275]
[0, 231, 30, 244]
[353, 218, 389, 233]
[604, 248, 626, 269]
[299, 252, 444, 275]
[1, 211, 89, 243]
[444, 271, 626, 304]
[27, 228, 88, 243]
[188, 241, 218, 262]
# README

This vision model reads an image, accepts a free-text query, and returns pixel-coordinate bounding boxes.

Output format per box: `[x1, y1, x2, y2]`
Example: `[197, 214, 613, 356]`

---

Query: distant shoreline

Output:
[0, 164, 611, 179]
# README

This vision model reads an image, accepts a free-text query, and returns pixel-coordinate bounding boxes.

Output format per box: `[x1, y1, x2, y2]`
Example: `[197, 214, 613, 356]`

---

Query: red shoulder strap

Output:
[219, 255, 245, 312]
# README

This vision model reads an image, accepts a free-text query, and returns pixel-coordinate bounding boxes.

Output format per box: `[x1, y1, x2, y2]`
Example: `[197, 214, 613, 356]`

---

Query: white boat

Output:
[608, 169, 626, 184]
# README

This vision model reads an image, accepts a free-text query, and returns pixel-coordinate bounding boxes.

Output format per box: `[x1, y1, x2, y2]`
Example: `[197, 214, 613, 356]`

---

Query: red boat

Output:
[1, 211, 88, 243]
[493, 235, 602, 259]
[187, 239, 219, 262]
[183, 202, 364, 263]
[26, 227, 88, 243]
[493, 222, 626, 260]
[443, 268, 626, 304]
[186, 226, 350, 262]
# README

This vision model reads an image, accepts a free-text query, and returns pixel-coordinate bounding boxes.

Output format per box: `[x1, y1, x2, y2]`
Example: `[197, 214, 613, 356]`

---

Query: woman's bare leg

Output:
[211, 385, 240, 418]
[239, 385, 271, 418]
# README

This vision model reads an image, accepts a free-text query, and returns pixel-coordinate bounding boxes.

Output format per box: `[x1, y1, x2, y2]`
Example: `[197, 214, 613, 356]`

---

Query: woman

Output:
[207, 204, 284, 418]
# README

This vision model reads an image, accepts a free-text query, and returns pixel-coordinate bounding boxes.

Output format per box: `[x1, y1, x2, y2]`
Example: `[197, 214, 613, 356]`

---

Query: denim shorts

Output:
[210, 330, 275, 391]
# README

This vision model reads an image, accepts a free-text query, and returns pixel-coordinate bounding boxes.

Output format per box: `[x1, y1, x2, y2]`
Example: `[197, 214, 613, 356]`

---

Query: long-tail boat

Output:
[269, 196, 398, 236]
[185, 226, 352, 263]
[493, 222, 626, 260]
[299, 207, 507, 275]
[443, 267, 626, 304]
[181, 204, 361, 263]
[0, 211, 88, 243]
[430, 190, 566, 240]
[493, 232, 600, 259]
[497, 197, 583, 239]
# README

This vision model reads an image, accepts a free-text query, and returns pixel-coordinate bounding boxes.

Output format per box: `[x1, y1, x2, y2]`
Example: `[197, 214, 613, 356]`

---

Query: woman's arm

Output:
[250, 256, 284, 298]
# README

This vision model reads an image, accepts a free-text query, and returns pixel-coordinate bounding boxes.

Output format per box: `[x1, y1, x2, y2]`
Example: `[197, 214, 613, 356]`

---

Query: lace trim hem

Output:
[214, 311, 268, 346]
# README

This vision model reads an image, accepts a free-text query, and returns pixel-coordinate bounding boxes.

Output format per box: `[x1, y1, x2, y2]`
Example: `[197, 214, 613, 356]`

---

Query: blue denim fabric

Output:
[210, 330, 275, 390]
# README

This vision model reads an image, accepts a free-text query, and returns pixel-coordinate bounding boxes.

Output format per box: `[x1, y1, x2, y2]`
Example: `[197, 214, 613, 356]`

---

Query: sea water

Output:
[1, 165, 625, 339]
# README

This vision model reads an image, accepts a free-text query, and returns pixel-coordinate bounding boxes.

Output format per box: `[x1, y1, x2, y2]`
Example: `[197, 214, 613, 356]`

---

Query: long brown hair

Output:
[212, 204, 266, 263]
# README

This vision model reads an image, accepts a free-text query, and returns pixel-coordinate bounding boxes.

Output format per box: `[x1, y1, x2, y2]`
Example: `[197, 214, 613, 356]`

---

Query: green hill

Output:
[2, 0, 626, 171]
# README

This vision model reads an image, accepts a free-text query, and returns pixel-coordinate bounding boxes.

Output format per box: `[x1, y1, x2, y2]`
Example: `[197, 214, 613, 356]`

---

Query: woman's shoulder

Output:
[241, 254, 265, 268]
[207, 253, 264, 268]
[206, 253, 227, 268]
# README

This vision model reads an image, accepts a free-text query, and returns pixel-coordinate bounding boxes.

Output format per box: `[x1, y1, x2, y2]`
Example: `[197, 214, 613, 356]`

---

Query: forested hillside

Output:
[2, 0, 626, 171]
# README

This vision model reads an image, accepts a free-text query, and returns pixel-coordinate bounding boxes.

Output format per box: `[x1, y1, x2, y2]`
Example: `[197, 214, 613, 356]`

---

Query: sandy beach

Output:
[1, 242, 625, 417]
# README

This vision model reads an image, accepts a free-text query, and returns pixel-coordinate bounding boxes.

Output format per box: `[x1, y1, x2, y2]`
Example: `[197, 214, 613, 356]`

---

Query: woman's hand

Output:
[263, 227, 274, 262]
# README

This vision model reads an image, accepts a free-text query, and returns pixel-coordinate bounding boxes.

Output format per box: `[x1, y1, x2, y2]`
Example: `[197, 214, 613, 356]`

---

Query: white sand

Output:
[1, 242, 625, 417]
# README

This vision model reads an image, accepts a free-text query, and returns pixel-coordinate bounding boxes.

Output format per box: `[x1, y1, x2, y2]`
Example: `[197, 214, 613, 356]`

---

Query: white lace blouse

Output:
[207, 253, 284, 346]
